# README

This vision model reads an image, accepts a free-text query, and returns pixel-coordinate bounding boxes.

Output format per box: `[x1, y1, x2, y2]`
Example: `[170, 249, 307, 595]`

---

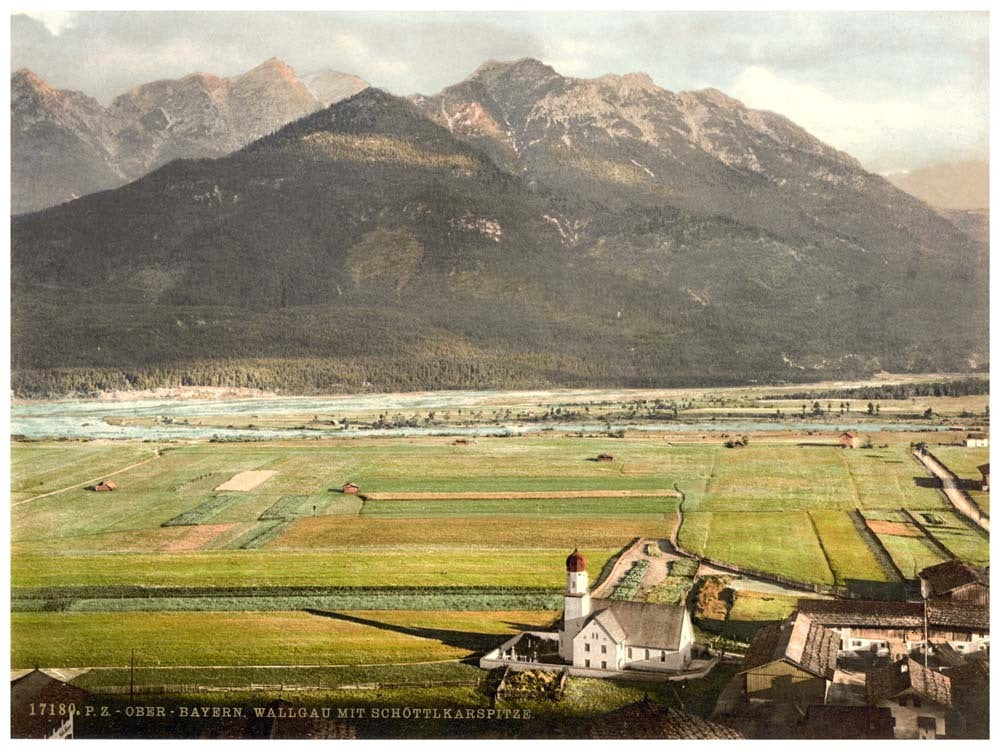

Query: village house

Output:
[866, 658, 952, 739]
[918, 560, 989, 605]
[94, 480, 117, 492]
[341, 482, 360, 494]
[796, 597, 989, 658]
[11, 669, 91, 739]
[839, 431, 861, 449]
[739, 612, 839, 704]
[978, 463, 989, 492]
[964, 432, 989, 448]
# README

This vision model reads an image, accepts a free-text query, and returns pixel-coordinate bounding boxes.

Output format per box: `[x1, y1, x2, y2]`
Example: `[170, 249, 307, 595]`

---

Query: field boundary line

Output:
[899, 508, 957, 560]
[362, 489, 681, 501]
[837, 449, 862, 508]
[12, 451, 162, 507]
[805, 512, 838, 586]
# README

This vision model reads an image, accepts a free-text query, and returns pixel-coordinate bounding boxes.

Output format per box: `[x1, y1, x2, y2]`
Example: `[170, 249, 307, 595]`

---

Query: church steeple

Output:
[560, 547, 591, 661]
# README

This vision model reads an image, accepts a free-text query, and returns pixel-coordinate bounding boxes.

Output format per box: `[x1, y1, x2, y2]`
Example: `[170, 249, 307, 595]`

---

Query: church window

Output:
[661, 651, 666, 662]
[645, 649, 650, 660]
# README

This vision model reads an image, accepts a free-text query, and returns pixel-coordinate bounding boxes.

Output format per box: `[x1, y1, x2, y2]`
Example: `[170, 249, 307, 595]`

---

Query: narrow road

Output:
[12, 451, 161, 507]
[914, 450, 989, 533]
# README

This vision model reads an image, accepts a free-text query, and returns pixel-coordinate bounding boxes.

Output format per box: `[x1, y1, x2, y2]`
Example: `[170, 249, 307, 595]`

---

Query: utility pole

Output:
[129, 648, 136, 705]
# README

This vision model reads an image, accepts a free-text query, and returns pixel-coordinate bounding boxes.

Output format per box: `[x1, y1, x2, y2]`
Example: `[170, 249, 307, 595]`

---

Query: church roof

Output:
[587, 599, 687, 650]
[592, 608, 628, 643]
[566, 548, 587, 572]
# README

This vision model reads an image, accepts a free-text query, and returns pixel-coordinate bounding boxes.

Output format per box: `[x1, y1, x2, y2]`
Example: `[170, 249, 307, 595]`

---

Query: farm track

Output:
[362, 489, 681, 501]
[12, 451, 162, 507]
[914, 450, 990, 533]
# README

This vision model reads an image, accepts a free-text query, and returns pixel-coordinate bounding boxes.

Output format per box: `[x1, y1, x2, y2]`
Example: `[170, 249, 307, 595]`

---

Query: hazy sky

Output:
[11, 10, 988, 174]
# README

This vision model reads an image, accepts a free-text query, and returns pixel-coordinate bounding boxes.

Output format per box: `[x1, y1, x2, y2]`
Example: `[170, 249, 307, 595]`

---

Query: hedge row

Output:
[12, 589, 564, 613]
[258, 495, 310, 521]
[161, 494, 241, 527]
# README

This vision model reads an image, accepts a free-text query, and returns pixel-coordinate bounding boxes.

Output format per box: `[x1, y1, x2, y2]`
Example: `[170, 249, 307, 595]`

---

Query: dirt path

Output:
[914, 450, 990, 533]
[364, 489, 681, 501]
[12, 451, 161, 507]
[590, 537, 681, 599]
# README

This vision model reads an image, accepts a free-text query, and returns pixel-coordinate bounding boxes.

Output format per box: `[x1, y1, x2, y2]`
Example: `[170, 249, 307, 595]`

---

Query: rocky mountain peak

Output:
[300, 69, 369, 107]
[467, 57, 560, 88]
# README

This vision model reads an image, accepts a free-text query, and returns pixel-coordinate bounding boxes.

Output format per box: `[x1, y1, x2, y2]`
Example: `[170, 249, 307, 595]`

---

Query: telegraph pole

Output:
[129, 649, 136, 705]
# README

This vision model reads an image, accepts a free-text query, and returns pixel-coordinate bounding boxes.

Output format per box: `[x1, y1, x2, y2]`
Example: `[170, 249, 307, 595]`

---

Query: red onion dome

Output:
[566, 548, 587, 572]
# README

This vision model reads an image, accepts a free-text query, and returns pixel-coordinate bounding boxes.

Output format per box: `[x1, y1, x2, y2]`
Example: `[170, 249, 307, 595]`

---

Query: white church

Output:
[559, 548, 695, 672]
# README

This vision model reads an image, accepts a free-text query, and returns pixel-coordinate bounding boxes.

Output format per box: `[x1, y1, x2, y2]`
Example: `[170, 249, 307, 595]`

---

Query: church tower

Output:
[559, 548, 591, 661]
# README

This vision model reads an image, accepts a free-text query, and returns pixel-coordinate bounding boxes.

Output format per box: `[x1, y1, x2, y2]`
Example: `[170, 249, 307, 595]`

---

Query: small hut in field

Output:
[839, 432, 861, 449]
[595, 453, 614, 462]
[94, 481, 117, 492]
[342, 482, 360, 494]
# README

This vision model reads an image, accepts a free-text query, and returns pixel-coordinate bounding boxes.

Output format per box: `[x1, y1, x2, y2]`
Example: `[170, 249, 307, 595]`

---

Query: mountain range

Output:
[11, 59, 368, 214]
[10, 58, 989, 395]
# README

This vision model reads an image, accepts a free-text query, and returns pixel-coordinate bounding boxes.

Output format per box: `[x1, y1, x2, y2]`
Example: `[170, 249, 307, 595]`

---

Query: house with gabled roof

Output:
[866, 658, 952, 739]
[739, 612, 839, 704]
[965, 432, 988, 448]
[797, 596, 989, 658]
[918, 560, 989, 605]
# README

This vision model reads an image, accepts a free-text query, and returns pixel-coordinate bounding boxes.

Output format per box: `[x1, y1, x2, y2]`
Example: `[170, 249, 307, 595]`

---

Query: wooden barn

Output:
[839, 431, 861, 449]
[94, 480, 117, 492]
[739, 612, 838, 704]
[342, 482, 360, 495]
[918, 560, 989, 605]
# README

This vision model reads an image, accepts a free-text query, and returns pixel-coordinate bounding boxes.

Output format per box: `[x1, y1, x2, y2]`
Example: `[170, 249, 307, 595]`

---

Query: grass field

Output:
[696, 444, 855, 511]
[11, 610, 557, 668]
[10, 442, 158, 502]
[12, 549, 618, 589]
[917, 511, 990, 566]
[808, 510, 889, 584]
[841, 446, 947, 510]
[271, 516, 675, 550]
[677, 511, 835, 585]
[875, 533, 950, 579]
